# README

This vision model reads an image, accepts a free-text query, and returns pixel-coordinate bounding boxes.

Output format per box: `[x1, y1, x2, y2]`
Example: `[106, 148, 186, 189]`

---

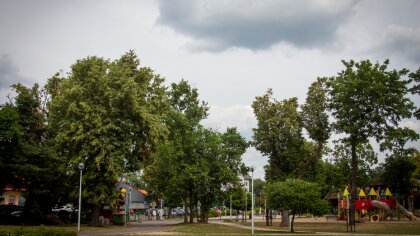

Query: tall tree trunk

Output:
[280, 210, 289, 227]
[88, 204, 101, 226]
[349, 142, 357, 231]
[184, 195, 188, 223]
[189, 193, 194, 223]
[291, 213, 295, 233]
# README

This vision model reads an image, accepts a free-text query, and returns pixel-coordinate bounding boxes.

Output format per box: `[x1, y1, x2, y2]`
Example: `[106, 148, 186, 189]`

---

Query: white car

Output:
[52, 204, 74, 213]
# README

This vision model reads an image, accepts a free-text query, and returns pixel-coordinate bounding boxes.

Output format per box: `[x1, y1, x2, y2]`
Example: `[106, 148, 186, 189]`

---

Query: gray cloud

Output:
[0, 54, 31, 89]
[381, 25, 420, 63]
[157, 0, 357, 51]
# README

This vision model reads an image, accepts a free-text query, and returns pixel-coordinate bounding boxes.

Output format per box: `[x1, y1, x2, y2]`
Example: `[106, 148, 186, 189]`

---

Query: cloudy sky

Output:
[1, 0, 420, 179]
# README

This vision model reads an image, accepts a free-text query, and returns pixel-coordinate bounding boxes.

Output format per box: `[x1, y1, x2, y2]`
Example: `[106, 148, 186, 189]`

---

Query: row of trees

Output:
[1, 51, 419, 230]
[253, 60, 419, 231]
[0, 51, 248, 225]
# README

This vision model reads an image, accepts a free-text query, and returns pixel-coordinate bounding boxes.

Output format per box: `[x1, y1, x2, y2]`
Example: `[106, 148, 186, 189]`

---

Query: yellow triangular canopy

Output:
[368, 187, 377, 196]
[385, 187, 392, 196]
[358, 189, 366, 197]
[343, 187, 349, 197]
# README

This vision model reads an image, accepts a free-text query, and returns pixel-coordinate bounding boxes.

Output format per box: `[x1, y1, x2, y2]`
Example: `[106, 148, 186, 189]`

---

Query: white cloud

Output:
[201, 105, 256, 139]
[241, 147, 267, 180]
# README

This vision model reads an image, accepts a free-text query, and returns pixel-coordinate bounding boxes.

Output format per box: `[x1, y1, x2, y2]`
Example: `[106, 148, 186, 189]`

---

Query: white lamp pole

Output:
[124, 180, 127, 227]
[78, 163, 85, 232]
[251, 166, 255, 235]
[129, 187, 132, 223]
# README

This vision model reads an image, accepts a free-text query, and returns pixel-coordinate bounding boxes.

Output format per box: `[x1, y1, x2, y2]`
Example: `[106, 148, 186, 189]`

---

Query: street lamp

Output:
[129, 187, 132, 223]
[78, 163, 85, 232]
[250, 166, 255, 235]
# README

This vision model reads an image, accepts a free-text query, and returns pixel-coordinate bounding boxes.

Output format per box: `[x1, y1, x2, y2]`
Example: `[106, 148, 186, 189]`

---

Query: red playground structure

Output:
[338, 186, 416, 222]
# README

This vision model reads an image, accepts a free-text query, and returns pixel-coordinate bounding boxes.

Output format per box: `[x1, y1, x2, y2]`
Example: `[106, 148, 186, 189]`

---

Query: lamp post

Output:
[129, 187, 132, 223]
[250, 166, 255, 235]
[124, 180, 128, 227]
[77, 163, 85, 232]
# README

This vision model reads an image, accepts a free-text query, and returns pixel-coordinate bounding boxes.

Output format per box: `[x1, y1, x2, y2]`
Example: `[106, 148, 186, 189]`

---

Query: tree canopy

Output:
[48, 51, 169, 225]
[267, 179, 329, 232]
[327, 59, 418, 229]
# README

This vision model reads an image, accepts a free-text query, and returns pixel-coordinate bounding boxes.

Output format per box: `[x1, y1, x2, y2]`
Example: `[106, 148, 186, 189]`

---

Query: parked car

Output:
[52, 204, 74, 213]
[10, 210, 22, 218]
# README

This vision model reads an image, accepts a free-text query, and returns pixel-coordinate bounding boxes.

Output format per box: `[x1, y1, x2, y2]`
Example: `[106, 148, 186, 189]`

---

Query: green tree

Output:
[382, 154, 415, 199]
[252, 90, 308, 226]
[48, 51, 169, 225]
[267, 179, 329, 232]
[327, 59, 417, 229]
[252, 90, 305, 181]
[0, 104, 21, 191]
[145, 80, 247, 223]
[0, 84, 68, 224]
[225, 185, 247, 219]
[329, 141, 378, 186]
[299, 77, 330, 178]
[144, 79, 209, 223]
[411, 151, 420, 186]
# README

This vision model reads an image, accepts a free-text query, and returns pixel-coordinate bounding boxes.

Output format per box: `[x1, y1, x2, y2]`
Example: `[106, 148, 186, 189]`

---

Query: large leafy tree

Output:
[48, 51, 169, 225]
[0, 84, 67, 224]
[0, 104, 21, 191]
[252, 90, 309, 226]
[144, 80, 209, 223]
[252, 90, 306, 181]
[267, 179, 329, 232]
[327, 59, 417, 229]
[145, 80, 247, 223]
[299, 77, 330, 178]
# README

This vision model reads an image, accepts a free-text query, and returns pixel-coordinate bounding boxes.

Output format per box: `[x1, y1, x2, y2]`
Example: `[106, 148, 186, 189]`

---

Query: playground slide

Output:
[371, 200, 391, 219]
[397, 203, 417, 221]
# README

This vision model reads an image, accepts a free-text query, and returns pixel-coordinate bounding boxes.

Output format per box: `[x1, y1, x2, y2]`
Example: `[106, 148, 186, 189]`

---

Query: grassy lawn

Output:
[0, 225, 77, 235]
[168, 223, 284, 235]
[1, 221, 420, 235]
[243, 221, 420, 235]
[0, 224, 133, 235]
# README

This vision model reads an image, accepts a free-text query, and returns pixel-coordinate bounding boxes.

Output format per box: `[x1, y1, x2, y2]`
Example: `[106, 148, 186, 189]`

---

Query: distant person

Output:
[152, 210, 156, 221]
[216, 208, 222, 219]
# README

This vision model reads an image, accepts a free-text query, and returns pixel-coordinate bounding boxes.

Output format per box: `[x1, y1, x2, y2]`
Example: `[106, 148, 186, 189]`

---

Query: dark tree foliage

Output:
[0, 84, 68, 224]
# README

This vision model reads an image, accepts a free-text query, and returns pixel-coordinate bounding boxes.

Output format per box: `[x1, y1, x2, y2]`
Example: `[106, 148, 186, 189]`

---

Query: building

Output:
[1, 187, 25, 206]
[116, 183, 148, 210]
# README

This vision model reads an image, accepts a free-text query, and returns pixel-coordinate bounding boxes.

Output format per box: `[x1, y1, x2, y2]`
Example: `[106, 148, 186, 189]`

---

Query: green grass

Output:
[244, 221, 420, 235]
[170, 223, 251, 234]
[2, 221, 420, 235]
[167, 222, 298, 235]
[0, 225, 76, 236]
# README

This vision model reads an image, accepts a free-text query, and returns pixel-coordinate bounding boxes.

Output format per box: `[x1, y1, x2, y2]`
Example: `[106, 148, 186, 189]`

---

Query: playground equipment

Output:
[338, 186, 416, 222]
[397, 203, 417, 221]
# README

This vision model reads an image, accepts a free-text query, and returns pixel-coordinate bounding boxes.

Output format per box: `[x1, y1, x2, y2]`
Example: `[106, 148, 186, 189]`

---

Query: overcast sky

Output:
[1, 0, 419, 179]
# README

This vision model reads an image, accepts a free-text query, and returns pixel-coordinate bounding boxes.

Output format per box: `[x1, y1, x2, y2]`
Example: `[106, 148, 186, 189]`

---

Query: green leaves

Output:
[327, 59, 415, 143]
[267, 179, 329, 232]
[252, 90, 305, 181]
[48, 51, 169, 207]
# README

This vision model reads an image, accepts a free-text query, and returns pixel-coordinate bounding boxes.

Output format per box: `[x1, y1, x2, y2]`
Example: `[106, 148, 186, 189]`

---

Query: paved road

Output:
[78, 219, 182, 236]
